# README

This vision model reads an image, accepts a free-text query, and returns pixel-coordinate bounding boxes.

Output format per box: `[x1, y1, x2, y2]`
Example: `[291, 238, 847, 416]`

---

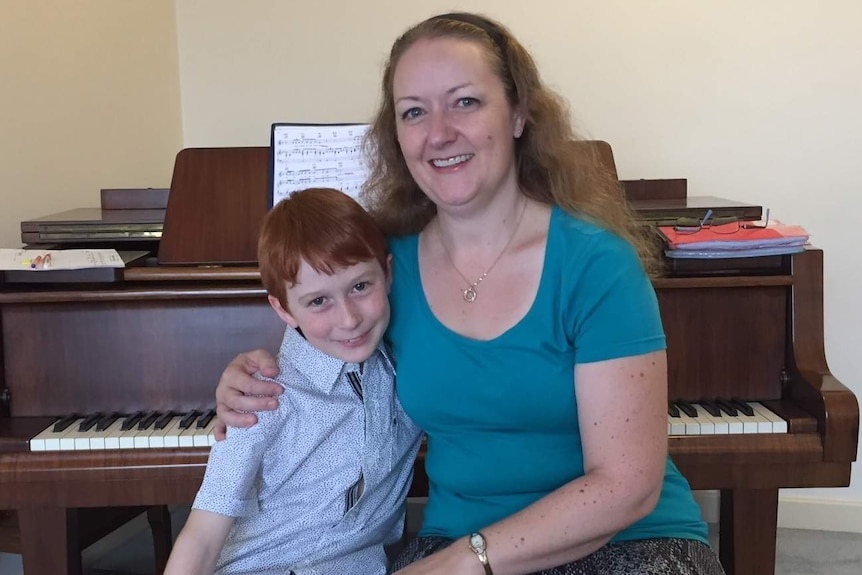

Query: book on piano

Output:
[659, 219, 810, 259]
[0, 249, 149, 284]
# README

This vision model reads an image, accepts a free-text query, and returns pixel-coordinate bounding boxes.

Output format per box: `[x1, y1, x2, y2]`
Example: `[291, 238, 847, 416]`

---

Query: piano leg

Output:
[719, 488, 779, 575]
[17, 506, 82, 575]
[147, 505, 173, 574]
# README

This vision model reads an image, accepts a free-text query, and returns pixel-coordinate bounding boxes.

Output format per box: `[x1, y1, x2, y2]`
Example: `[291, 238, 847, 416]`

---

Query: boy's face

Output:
[268, 256, 392, 364]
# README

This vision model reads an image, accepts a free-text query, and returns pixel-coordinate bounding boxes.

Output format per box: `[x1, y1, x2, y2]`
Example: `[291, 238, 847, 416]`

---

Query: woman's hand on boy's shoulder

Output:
[213, 350, 283, 440]
[237, 349, 281, 380]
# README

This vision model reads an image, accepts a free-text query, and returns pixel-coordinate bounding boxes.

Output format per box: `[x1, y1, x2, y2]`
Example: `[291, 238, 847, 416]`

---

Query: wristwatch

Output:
[468, 532, 493, 575]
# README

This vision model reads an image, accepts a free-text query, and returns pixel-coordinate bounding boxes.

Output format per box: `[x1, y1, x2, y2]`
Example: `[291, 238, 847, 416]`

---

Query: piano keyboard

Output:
[29, 409, 217, 451]
[27, 399, 785, 451]
[668, 399, 788, 436]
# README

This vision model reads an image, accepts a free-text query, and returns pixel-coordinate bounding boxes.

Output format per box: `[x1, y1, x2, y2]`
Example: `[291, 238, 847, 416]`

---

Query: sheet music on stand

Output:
[269, 123, 371, 207]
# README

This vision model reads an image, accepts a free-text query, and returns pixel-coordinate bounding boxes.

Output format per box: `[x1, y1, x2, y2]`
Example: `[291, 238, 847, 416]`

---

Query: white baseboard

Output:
[693, 490, 721, 524]
[777, 496, 862, 533]
[693, 490, 862, 534]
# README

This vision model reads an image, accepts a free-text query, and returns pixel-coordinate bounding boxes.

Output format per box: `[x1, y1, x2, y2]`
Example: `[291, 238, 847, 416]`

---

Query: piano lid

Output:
[158, 147, 269, 266]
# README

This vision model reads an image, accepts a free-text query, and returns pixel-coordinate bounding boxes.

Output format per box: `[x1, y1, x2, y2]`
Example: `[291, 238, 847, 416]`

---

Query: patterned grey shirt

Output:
[193, 326, 423, 575]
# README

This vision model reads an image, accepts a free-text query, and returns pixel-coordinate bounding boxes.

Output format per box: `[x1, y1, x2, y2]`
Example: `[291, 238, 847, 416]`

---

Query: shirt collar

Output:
[277, 326, 361, 395]
[379, 340, 396, 374]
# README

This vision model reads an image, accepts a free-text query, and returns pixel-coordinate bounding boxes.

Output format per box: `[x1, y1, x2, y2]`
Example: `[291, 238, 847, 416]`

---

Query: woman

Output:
[216, 12, 725, 575]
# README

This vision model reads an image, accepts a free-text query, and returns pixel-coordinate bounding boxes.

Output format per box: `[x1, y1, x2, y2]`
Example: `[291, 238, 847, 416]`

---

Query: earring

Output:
[514, 127, 523, 138]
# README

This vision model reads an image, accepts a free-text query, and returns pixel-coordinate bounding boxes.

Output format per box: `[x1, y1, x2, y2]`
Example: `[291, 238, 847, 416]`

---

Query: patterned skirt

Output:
[392, 536, 726, 575]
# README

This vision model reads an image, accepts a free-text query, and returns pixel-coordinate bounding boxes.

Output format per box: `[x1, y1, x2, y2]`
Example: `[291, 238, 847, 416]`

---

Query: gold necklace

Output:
[437, 198, 528, 303]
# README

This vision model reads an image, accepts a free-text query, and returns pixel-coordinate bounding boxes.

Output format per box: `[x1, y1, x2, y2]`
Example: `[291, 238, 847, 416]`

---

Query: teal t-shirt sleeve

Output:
[563, 230, 666, 364]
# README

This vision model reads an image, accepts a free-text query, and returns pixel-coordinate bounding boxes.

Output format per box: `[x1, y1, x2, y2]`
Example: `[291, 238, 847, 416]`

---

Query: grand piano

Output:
[0, 145, 857, 575]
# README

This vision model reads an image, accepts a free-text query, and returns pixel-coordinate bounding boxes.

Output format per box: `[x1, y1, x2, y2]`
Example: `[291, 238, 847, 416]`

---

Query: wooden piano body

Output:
[0, 146, 858, 575]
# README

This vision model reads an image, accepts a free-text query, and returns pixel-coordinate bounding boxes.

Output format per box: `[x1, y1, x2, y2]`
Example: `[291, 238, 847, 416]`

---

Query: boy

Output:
[165, 187, 422, 575]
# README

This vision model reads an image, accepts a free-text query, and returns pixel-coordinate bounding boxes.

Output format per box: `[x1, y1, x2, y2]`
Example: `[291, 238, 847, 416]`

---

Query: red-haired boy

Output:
[166, 188, 422, 575]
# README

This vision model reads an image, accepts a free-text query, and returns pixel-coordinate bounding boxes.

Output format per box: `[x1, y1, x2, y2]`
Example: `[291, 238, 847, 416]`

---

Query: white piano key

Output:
[693, 404, 727, 434]
[725, 403, 768, 434]
[118, 425, 153, 449]
[743, 404, 773, 433]
[59, 419, 88, 451]
[148, 415, 181, 448]
[104, 419, 126, 450]
[668, 413, 687, 436]
[89, 418, 125, 450]
[709, 404, 747, 434]
[148, 433, 164, 448]
[720, 411, 745, 434]
[129, 413, 163, 448]
[73, 428, 100, 450]
[667, 409, 700, 436]
[53, 416, 105, 451]
[115, 414, 144, 449]
[161, 417, 187, 448]
[178, 424, 198, 447]
[118, 423, 142, 449]
[680, 411, 701, 435]
[30, 420, 63, 451]
[134, 427, 157, 448]
[193, 419, 217, 447]
[687, 405, 715, 435]
[749, 402, 787, 433]
[43, 420, 82, 451]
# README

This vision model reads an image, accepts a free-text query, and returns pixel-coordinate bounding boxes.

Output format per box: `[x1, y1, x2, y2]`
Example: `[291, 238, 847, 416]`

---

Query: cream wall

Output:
[0, 0, 182, 248]
[176, 0, 862, 529]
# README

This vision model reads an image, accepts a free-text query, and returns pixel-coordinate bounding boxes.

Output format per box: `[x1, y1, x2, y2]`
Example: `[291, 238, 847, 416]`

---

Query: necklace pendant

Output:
[463, 287, 478, 302]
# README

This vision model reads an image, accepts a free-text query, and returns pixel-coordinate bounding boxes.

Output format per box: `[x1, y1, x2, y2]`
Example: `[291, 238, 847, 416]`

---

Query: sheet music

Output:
[0, 248, 125, 271]
[271, 123, 371, 206]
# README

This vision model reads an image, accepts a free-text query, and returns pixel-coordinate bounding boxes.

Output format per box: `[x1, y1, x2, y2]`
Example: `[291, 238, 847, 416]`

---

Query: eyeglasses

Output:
[673, 208, 770, 235]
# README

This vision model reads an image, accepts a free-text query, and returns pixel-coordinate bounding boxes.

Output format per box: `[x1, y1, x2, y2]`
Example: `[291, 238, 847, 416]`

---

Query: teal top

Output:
[387, 206, 707, 544]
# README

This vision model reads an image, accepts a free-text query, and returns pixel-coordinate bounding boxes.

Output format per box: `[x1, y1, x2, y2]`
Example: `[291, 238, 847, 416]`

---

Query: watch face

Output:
[470, 533, 486, 553]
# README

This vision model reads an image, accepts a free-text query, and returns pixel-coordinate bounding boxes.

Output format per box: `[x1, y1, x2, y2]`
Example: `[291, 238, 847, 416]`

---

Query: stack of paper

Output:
[0, 248, 126, 271]
[658, 221, 809, 259]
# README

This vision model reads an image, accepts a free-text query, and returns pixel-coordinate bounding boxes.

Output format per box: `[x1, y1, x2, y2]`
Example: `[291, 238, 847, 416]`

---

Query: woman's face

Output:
[392, 37, 524, 214]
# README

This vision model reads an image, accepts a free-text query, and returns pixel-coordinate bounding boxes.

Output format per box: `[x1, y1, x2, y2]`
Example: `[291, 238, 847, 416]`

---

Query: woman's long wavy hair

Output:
[362, 12, 659, 272]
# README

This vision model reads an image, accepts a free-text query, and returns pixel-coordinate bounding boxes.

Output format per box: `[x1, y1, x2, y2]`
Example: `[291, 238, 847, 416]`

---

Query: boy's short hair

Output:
[258, 188, 388, 310]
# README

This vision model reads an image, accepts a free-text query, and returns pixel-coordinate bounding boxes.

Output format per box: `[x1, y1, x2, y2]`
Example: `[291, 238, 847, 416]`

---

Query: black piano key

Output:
[52, 414, 79, 433]
[698, 399, 721, 417]
[137, 411, 161, 430]
[154, 412, 175, 430]
[78, 413, 103, 432]
[715, 398, 738, 416]
[120, 411, 145, 431]
[675, 400, 698, 418]
[668, 403, 680, 417]
[179, 410, 200, 430]
[96, 412, 122, 432]
[196, 409, 216, 429]
[730, 398, 755, 416]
